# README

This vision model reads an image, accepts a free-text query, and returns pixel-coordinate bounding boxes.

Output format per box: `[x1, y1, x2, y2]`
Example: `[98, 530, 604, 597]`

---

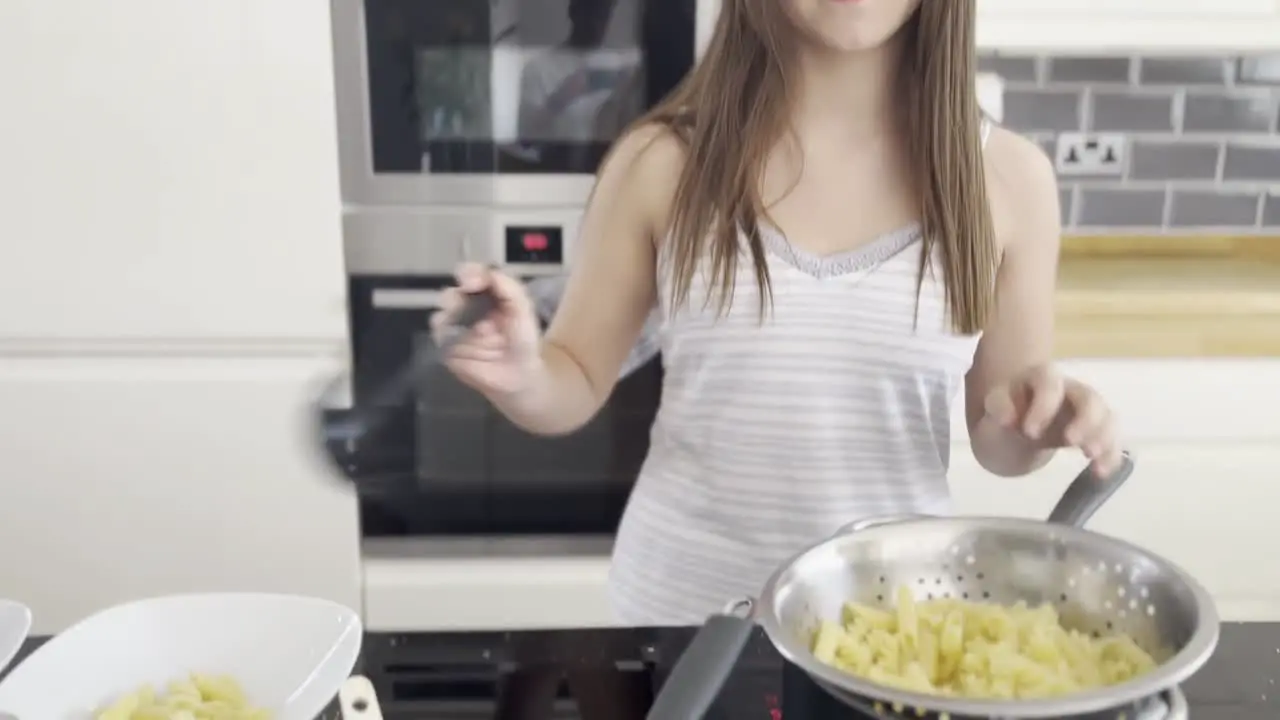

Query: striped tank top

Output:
[607, 122, 993, 625]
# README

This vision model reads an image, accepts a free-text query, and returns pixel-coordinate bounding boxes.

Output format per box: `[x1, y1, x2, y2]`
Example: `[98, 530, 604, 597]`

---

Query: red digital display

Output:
[505, 225, 563, 264]
[521, 232, 549, 251]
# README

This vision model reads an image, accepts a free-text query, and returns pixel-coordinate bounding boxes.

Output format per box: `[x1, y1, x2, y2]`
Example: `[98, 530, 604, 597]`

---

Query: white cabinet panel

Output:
[0, 354, 361, 634]
[980, 0, 1276, 15]
[0, 1, 345, 341]
[950, 444, 1280, 621]
[950, 360, 1280, 444]
[977, 0, 1280, 50]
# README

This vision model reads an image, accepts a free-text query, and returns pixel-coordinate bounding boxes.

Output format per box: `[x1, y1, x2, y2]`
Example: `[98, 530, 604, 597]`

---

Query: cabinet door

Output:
[0, 354, 361, 634]
[949, 359, 1280, 445]
[0, 0, 345, 342]
[949, 444, 1280, 622]
[980, 0, 1276, 14]
[977, 0, 1280, 50]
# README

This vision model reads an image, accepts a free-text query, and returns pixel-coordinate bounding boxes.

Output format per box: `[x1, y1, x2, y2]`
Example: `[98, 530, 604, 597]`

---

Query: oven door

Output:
[332, 0, 709, 207]
[333, 210, 662, 538]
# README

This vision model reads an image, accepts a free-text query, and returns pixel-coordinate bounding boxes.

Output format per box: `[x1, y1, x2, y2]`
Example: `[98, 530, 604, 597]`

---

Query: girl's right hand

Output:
[430, 263, 543, 397]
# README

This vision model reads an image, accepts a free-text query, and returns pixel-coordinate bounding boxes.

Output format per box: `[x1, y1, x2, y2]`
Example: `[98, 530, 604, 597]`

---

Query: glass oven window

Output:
[363, 0, 694, 174]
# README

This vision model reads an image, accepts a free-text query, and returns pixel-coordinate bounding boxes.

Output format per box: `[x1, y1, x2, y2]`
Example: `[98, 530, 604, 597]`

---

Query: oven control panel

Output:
[343, 209, 581, 276]
[504, 225, 563, 265]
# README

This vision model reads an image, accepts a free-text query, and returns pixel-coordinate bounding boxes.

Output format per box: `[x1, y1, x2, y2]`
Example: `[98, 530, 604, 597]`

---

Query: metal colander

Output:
[649, 454, 1220, 720]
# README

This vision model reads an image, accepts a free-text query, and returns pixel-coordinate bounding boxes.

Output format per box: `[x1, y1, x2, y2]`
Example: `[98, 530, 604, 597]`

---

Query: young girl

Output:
[433, 0, 1122, 630]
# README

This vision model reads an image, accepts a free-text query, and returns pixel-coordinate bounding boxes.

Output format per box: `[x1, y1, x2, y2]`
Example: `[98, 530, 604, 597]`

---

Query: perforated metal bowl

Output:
[648, 454, 1220, 720]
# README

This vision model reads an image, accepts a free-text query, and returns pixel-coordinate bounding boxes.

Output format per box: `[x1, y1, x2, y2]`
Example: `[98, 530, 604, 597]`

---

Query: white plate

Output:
[0, 601, 32, 675]
[0, 593, 360, 720]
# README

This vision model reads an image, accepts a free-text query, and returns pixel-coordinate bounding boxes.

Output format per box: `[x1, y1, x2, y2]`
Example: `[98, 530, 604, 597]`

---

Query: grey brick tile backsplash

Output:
[1048, 57, 1132, 84]
[1222, 142, 1280, 181]
[1238, 57, 1280, 86]
[1058, 188, 1075, 227]
[1138, 58, 1232, 86]
[1183, 92, 1275, 133]
[1169, 191, 1260, 228]
[1091, 91, 1176, 132]
[982, 51, 1280, 232]
[979, 55, 1039, 83]
[1002, 89, 1082, 132]
[1265, 194, 1280, 226]
[1077, 188, 1167, 227]
[1129, 141, 1220, 181]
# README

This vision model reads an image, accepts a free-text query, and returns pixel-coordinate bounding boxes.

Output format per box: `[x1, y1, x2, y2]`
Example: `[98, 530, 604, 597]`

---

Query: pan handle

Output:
[1046, 451, 1135, 528]
[338, 675, 385, 719]
[646, 599, 756, 720]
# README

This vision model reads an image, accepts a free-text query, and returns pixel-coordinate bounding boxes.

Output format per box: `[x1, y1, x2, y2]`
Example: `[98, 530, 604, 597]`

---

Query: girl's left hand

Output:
[982, 364, 1124, 477]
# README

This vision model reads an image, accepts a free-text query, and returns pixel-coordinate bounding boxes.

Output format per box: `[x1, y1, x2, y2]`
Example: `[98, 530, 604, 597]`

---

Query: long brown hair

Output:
[640, 0, 996, 334]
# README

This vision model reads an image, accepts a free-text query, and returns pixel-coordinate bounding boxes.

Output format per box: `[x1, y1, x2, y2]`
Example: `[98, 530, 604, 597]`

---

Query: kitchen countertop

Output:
[1056, 236, 1280, 358]
[9, 623, 1275, 718]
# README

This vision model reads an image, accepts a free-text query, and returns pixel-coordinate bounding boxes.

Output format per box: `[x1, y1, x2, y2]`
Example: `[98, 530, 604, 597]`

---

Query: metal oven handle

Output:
[314, 289, 497, 461]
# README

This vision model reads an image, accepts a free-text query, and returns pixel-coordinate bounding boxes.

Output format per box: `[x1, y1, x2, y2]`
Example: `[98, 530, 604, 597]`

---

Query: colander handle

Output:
[645, 599, 756, 720]
[1046, 450, 1135, 528]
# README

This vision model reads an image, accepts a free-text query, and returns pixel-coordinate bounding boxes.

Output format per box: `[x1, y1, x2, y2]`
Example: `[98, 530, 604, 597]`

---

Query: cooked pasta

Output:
[811, 586, 1158, 699]
[95, 673, 270, 720]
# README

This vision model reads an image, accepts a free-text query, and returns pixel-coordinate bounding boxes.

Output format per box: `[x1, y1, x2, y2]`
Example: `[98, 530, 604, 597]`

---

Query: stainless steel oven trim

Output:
[371, 288, 445, 309]
[345, 208, 582, 275]
[331, 0, 717, 208]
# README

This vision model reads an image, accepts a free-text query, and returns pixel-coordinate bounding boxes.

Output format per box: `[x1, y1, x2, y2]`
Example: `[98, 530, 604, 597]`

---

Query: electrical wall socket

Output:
[1054, 132, 1126, 176]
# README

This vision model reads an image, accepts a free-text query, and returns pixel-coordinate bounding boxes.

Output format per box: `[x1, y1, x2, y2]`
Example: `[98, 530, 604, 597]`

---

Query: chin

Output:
[788, 0, 922, 53]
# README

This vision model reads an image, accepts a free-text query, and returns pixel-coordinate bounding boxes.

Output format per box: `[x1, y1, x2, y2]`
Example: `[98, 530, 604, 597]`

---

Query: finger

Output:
[982, 386, 1017, 428]
[440, 285, 462, 309]
[1095, 444, 1125, 479]
[455, 262, 491, 292]
[448, 344, 508, 362]
[1062, 388, 1108, 448]
[1022, 370, 1065, 439]
[430, 289, 463, 340]
[1088, 435, 1124, 478]
[471, 319, 505, 341]
[487, 270, 535, 316]
[428, 306, 447, 336]
[1077, 411, 1113, 456]
[1079, 413, 1122, 473]
[466, 324, 507, 350]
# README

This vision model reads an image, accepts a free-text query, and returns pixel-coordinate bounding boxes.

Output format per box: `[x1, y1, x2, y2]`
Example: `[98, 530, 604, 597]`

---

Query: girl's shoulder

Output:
[600, 121, 689, 240]
[981, 124, 1062, 257]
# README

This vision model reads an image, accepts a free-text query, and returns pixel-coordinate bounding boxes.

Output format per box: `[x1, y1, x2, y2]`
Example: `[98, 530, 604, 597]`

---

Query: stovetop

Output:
[352, 623, 1275, 719]
[9, 623, 1280, 719]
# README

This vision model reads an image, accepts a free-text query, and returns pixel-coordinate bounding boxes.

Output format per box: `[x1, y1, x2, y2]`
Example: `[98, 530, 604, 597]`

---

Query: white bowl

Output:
[0, 600, 32, 674]
[0, 593, 361, 720]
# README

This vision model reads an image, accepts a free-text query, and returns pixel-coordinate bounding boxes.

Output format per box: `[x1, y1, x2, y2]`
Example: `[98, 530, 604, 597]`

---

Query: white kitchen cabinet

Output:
[0, 353, 361, 635]
[948, 359, 1280, 621]
[978, 0, 1280, 50]
[980, 0, 1276, 14]
[695, 0, 1280, 55]
[0, 0, 345, 342]
[950, 444, 1280, 622]
[368, 358, 1280, 630]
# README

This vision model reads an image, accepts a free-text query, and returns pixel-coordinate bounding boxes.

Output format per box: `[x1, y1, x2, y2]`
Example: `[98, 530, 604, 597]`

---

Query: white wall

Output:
[0, 0, 360, 634]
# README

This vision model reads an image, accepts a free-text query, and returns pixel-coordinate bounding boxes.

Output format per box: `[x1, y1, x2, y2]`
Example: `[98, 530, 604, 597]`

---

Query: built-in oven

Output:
[326, 0, 710, 634]
[331, 0, 713, 207]
[328, 214, 662, 538]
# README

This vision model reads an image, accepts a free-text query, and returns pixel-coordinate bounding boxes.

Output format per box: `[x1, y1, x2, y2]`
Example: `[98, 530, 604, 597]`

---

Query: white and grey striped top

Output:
[607, 123, 993, 625]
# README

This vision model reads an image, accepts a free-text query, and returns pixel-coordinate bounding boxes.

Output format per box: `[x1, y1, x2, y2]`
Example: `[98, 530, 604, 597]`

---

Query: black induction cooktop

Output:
[354, 623, 1273, 719]
[8, 623, 1279, 719]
